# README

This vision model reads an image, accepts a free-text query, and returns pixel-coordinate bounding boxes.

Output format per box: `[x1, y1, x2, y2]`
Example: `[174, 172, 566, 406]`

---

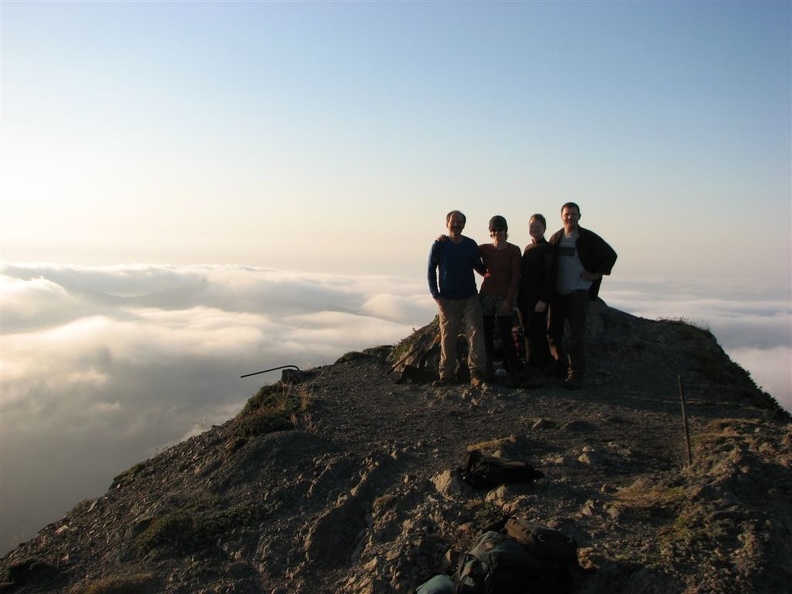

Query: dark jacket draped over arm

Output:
[548, 227, 617, 300]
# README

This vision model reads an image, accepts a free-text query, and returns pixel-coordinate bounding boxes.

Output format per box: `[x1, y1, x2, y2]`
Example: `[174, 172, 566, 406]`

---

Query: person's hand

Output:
[534, 300, 546, 313]
[435, 234, 449, 242]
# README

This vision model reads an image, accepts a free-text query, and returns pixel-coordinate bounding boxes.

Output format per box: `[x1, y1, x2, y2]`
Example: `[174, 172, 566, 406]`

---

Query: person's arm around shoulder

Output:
[472, 240, 486, 277]
[427, 241, 442, 300]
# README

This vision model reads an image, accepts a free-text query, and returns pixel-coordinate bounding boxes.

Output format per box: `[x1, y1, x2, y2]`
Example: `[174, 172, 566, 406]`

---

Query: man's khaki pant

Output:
[437, 295, 486, 380]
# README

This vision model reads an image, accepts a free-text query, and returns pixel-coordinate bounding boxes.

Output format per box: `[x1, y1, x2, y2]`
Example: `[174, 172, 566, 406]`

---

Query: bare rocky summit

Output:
[2, 303, 790, 594]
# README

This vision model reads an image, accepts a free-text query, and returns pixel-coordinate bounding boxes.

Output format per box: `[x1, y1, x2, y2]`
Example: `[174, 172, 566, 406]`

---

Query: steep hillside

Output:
[2, 303, 790, 594]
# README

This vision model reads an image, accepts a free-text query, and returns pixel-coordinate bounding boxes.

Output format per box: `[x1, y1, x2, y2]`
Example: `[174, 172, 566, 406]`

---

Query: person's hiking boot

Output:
[432, 377, 455, 388]
[563, 372, 584, 390]
[469, 372, 487, 389]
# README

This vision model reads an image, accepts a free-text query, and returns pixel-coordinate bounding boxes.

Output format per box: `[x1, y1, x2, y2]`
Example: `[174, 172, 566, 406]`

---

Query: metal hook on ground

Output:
[240, 365, 301, 379]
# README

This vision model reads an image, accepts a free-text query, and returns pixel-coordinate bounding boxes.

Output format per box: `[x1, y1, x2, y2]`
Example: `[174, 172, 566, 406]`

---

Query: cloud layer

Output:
[1, 263, 436, 553]
[1, 264, 789, 555]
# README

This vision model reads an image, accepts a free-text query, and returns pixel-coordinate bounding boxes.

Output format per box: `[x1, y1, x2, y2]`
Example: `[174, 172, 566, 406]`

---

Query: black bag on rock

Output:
[459, 450, 544, 489]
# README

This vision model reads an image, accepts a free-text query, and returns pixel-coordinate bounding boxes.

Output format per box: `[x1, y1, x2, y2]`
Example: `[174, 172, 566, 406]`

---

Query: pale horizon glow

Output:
[0, 0, 790, 557]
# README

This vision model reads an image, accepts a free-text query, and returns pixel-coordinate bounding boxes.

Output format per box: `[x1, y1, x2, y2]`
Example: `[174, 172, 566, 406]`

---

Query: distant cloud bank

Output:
[1, 264, 789, 555]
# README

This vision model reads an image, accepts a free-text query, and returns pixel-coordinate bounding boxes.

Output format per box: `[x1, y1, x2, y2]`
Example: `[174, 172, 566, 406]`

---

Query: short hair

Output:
[560, 202, 580, 215]
[446, 210, 466, 224]
[529, 213, 547, 228]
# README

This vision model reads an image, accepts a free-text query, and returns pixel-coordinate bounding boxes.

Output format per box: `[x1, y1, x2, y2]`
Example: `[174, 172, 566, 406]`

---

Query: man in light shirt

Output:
[547, 202, 617, 389]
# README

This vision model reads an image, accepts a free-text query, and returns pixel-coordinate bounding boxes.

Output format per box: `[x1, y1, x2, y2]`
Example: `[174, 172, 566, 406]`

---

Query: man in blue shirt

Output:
[427, 210, 487, 388]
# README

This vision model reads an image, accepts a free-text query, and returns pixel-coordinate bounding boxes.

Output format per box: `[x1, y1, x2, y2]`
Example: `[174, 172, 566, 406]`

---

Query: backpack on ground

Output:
[453, 521, 578, 594]
[504, 518, 578, 576]
[460, 450, 544, 490]
[454, 531, 545, 594]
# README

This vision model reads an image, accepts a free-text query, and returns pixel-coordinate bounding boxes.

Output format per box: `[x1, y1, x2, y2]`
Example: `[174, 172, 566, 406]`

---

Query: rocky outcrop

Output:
[1, 305, 790, 593]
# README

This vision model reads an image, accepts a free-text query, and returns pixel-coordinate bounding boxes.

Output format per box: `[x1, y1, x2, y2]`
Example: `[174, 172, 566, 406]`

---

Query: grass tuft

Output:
[232, 382, 315, 439]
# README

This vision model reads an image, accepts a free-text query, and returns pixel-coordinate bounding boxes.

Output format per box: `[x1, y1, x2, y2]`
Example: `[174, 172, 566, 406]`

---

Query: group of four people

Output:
[427, 202, 617, 390]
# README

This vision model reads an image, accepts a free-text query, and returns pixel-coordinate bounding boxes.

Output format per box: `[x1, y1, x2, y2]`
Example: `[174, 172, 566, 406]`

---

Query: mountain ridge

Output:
[2, 302, 790, 593]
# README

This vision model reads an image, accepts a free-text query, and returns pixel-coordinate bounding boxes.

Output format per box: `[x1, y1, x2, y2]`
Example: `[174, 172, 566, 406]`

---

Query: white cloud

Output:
[728, 346, 792, 412]
[1, 264, 789, 556]
[0, 263, 435, 554]
[360, 293, 435, 325]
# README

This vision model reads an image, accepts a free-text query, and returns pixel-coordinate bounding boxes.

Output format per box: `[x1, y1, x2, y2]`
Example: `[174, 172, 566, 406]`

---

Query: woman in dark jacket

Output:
[517, 214, 553, 369]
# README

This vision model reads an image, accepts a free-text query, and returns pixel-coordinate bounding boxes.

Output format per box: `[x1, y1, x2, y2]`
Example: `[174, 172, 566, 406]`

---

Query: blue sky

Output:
[1, 0, 790, 556]
[2, 1, 790, 281]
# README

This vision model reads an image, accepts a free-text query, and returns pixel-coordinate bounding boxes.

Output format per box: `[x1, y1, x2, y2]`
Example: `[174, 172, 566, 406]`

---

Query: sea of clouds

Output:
[1, 263, 790, 555]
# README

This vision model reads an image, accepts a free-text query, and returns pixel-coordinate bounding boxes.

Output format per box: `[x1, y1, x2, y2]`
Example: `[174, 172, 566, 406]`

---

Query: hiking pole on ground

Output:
[240, 365, 300, 379]
[678, 375, 693, 465]
[387, 345, 422, 375]
[386, 333, 441, 375]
